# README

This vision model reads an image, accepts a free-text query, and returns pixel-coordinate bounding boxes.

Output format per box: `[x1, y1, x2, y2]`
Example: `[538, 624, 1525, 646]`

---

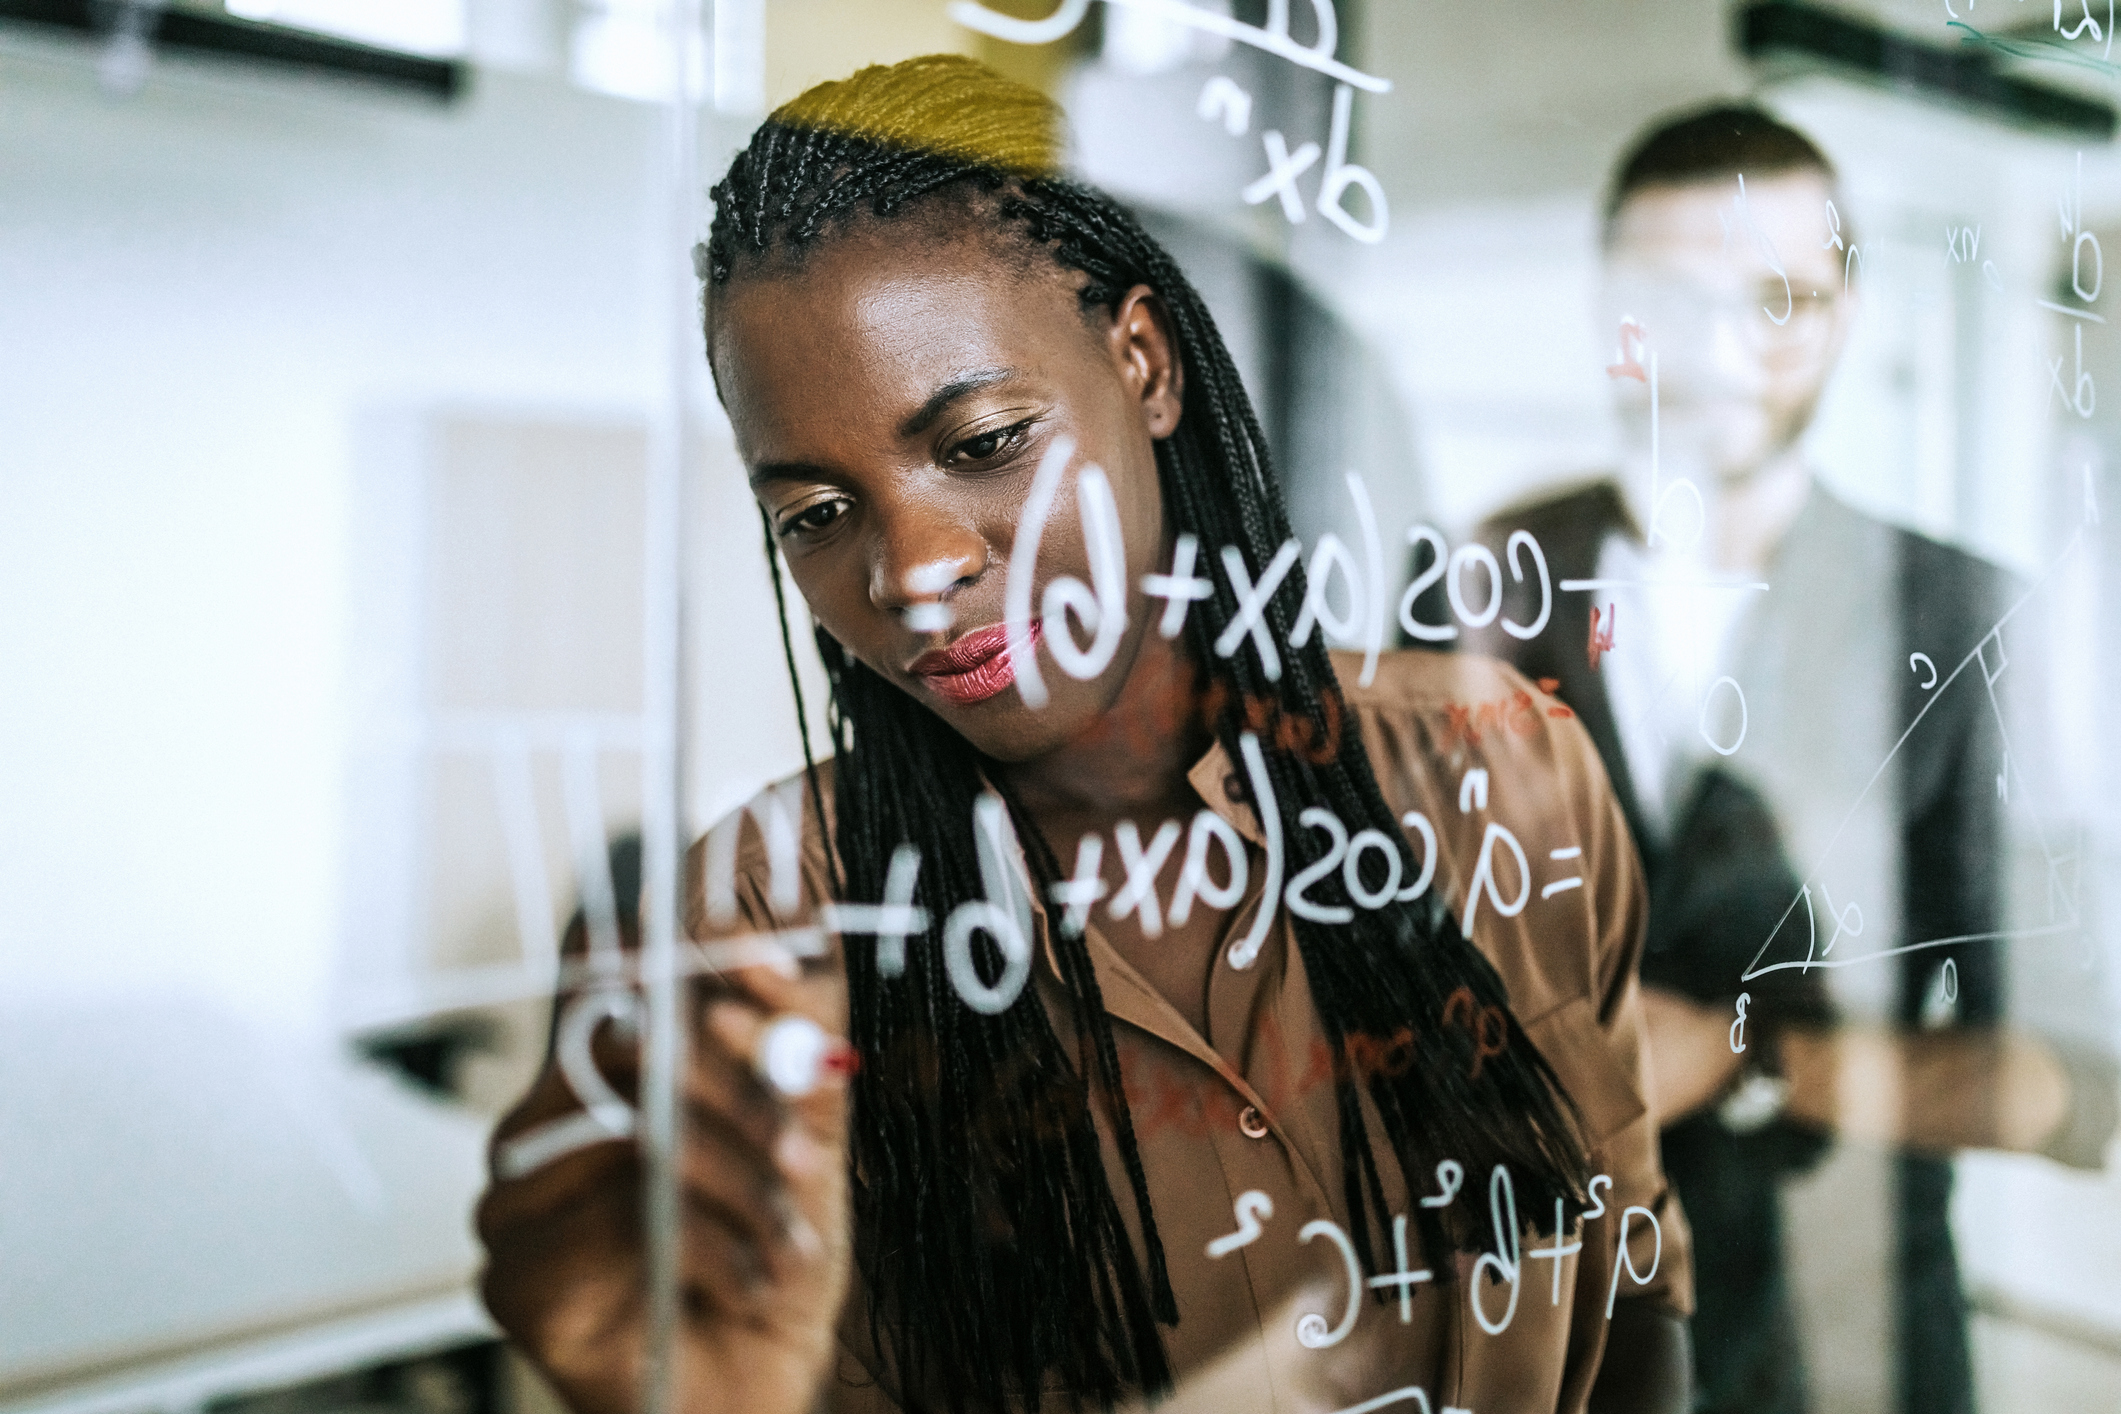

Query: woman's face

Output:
[710, 224, 1184, 764]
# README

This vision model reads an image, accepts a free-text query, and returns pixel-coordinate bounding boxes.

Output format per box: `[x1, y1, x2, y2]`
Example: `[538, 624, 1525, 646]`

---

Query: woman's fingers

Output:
[484, 948, 852, 1285]
[694, 962, 856, 1300]
[506, 950, 838, 1149]
[696, 962, 854, 1117]
[477, 1133, 648, 1414]
[699, 1000, 851, 1208]
[679, 1189, 776, 1317]
[475, 935, 851, 1414]
[681, 1001, 785, 1146]
[677, 1104, 807, 1271]
[698, 959, 807, 1030]
[478, 1054, 813, 1302]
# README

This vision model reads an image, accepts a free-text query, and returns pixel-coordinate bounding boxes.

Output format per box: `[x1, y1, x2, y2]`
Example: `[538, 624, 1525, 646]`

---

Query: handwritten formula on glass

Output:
[951, 0, 1391, 242]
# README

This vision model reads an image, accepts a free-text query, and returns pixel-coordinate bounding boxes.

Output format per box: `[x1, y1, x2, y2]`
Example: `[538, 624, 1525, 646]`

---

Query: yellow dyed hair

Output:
[769, 52, 1064, 179]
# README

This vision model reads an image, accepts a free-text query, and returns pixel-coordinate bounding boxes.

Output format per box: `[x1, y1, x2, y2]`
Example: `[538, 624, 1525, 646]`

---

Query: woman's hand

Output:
[476, 958, 854, 1414]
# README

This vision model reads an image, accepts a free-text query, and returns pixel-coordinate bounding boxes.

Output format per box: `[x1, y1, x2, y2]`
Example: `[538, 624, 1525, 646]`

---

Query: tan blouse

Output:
[688, 649, 1690, 1414]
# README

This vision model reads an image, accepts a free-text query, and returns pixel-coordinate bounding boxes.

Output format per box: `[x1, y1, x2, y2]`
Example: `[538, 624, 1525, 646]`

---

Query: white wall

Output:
[0, 28, 799, 1035]
[0, 23, 805, 1385]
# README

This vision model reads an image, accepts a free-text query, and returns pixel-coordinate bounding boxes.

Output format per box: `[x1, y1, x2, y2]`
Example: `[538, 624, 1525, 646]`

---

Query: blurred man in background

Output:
[1464, 106, 2116, 1414]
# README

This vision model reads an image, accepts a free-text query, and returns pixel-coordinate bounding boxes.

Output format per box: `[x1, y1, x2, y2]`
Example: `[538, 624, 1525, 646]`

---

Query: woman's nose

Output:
[870, 515, 988, 633]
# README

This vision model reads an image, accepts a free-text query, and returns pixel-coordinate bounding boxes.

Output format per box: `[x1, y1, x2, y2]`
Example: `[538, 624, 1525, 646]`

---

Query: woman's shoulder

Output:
[1335, 644, 1541, 702]
[684, 759, 841, 942]
[1332, 646, 1623, 851]
[1330, 647, 1588, 761]
[1330, 647, 1643, 1019]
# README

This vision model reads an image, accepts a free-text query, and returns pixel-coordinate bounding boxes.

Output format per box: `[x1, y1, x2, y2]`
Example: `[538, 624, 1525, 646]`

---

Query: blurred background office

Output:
[2, 3, 2117, 1414]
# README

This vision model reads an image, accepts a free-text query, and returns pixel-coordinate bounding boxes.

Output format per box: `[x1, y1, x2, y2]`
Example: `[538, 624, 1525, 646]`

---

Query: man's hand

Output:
[1644, 983, 2080, 1155]
[1779, 1022, 2071, 1153]
[1641, 985, 1746, 1124]
[476, 958, 853, 1414]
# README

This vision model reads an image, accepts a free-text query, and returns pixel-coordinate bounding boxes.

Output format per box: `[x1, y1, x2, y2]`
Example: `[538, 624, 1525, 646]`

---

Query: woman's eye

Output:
[781, 498, 848, 537]
[955, 420, 1030, 463]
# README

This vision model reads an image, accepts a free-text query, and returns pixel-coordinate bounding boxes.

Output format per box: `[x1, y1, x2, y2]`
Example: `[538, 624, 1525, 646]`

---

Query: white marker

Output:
[755, 1014, 838, 1098]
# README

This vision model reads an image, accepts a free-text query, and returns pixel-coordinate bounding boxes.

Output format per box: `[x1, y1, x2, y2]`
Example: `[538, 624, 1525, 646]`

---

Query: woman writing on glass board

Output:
[477, 56, 1689, 1414]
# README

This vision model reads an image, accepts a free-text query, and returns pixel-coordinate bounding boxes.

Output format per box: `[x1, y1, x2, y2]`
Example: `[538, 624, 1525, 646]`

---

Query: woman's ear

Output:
[1108, 283, 1185, 440]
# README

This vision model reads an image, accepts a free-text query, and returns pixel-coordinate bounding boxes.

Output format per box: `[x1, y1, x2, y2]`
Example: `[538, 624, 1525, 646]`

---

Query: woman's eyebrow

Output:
[897, 367, 1016, 438]
[748, 459, 831, 489]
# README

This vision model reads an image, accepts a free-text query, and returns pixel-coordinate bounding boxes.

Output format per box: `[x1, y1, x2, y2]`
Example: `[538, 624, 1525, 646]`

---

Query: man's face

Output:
[1600, 170, 1852, 487]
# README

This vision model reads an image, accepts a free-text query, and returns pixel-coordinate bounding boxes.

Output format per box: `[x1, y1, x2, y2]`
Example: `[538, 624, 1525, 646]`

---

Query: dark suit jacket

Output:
[1444, 477, 2016, 1414]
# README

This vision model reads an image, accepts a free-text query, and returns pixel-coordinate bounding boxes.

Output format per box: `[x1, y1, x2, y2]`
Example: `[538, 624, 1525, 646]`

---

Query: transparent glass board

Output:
[3, 4, 2118, 1414]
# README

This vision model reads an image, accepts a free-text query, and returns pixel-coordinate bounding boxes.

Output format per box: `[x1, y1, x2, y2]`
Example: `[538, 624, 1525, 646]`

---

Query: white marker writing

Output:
[821, 843, 928, 977]
[947, 0, 1392, 94]
[1398, 811, 1438, 901]
[1419, 1158, 1464, 1208]
[1296, 1218, 1364, 1347]
[1317, 83, 1389, 243]
[1004, 434, 1076, 710]
[1110, 818, 1183, 938]
[1207, 1189, 1274, 1258]
[1462, 822, 1530, 937]
[1197, 74, 1251, 135]
[1526, 1198, 1582, 1305]
[1243, 129, 1321, 222]
[1227, 733, 1284, 970]
[1470, 1164, 1521, 1335]
[1042, 464, 1130, 683]
[495, 987, 640, 1179]
[942, 795, 1035, 1014]
[1142, 532, 1213, 638]
[1286, 806, 1355, 924]
[1605, 1205, 1664, 1317]
[1215, 540, 1304, 681]
[1366, 1213, 1433, 1322]
[1170, 807, 1249, 926]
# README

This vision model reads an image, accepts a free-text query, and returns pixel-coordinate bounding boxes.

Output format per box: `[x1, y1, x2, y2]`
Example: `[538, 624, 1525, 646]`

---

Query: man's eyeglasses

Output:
[1604, 274, 1840, 360]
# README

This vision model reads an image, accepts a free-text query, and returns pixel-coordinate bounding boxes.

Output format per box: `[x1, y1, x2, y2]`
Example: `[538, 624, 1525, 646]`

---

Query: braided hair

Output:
[703, 55, 1592, 1414]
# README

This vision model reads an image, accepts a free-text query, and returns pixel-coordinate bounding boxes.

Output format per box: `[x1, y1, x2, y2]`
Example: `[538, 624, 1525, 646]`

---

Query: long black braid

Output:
[704, 55, 1593, 1414]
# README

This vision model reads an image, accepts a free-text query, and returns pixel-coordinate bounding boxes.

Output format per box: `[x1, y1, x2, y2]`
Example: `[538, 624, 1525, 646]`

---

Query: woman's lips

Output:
[910, 621, 1041, 706]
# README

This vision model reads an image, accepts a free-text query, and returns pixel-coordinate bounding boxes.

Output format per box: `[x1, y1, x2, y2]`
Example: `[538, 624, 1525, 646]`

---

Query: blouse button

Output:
[1238, 1105, 1270, 1139]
